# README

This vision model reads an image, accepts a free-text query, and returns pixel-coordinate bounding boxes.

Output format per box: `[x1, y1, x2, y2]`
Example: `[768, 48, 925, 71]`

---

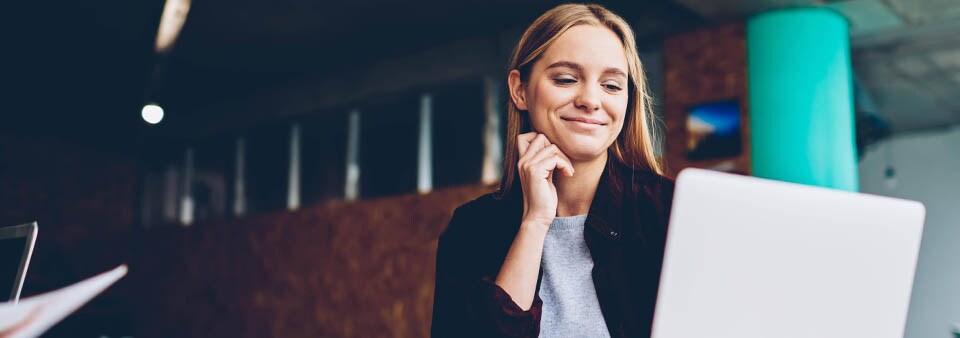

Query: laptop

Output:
[0, 222, 38, 303]
[652, 169, 925, 338]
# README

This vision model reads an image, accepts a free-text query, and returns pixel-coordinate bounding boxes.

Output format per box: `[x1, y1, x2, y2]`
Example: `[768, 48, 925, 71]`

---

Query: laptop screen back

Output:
[0, 222, 37, 303]
[1, 236, 28, 302]
[652, 169, 925, 338]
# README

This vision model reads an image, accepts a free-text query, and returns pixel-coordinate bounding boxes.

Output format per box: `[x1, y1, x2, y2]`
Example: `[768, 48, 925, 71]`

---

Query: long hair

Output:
[497, 3, 665, 197]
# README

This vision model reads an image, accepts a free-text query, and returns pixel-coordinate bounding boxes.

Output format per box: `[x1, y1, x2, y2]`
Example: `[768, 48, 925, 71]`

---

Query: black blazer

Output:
[431, 160, 676, 338]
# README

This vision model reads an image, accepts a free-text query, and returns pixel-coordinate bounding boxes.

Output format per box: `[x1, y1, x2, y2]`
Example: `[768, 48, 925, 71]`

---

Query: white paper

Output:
[0, 265, 127, 338]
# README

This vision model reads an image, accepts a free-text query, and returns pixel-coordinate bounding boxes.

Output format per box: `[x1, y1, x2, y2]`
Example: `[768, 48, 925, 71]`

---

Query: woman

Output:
[431, 4, 674, 338]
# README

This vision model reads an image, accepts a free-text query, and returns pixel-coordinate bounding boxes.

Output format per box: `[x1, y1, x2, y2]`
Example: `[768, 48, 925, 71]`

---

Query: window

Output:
[359, 94, 420, 198]
[432, 80, 485, 188]
[244, 124, 289, 214]
[301, 113, 348, 205]
[191, 137, 233, 222]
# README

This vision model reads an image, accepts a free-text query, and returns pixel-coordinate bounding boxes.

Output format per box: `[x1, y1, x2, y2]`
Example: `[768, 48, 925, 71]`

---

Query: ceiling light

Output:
[142, 104, 164, 124]
[154, 0, 191, 54]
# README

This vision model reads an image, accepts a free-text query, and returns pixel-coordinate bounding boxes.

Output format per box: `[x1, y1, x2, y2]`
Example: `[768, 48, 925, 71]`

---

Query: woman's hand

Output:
[516, 132, 575, 229]
[494, 132, 575, 310]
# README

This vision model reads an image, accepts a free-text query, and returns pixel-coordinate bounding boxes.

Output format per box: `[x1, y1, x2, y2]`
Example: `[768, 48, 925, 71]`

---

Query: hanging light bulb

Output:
[142, 103, 164, 124]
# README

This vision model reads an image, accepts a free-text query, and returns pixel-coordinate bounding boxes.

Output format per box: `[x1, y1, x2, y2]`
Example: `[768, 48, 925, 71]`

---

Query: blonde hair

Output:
[497, 3, 665, 196]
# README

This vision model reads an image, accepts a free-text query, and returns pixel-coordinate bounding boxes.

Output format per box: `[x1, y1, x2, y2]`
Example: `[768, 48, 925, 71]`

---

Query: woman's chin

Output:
[559, 144, 607, 163]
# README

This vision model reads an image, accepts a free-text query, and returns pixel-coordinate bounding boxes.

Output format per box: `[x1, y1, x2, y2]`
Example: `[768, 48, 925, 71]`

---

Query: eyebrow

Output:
[545, 61, 627, 78]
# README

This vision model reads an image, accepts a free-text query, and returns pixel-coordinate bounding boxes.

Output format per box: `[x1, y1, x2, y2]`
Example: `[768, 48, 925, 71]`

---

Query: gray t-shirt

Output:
[538, 214, 611, 338]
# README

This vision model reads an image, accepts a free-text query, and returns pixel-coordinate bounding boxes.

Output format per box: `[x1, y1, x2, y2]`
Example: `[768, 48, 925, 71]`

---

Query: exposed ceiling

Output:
[157, 0, 702, 115]
[843, 0, 960, 132]
[675, 0, 960, 132]
[7, 0, 703, 153]
[9, 0, 958, 154]
[168, 0, 701, 73]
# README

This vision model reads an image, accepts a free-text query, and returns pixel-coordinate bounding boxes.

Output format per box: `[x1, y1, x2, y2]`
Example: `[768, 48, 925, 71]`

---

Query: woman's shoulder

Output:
[635, 168, 675, 187]
[453, 191, 506, 216]
[442, 190, 523, 240]
[617, 163, 676, 197]
[645, 169, 676, 196]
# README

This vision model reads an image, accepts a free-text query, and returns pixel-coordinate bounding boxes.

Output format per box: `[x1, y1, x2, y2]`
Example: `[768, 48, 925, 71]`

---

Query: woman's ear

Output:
[507, 69, 528, 111]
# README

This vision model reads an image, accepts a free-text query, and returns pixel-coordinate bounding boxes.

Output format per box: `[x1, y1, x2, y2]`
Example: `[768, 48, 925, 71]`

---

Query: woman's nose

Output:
[574, 84, 601, 111]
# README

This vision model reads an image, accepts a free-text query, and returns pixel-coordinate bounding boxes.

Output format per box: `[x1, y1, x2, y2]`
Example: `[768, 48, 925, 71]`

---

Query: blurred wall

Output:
[131, 183, 491, 337]
[859, 124, 960, 338]
[661, 23, 750, 176]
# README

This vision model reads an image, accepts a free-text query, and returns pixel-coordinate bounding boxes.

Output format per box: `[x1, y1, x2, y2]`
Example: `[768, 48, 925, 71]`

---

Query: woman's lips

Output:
[561, 116, 606, 130]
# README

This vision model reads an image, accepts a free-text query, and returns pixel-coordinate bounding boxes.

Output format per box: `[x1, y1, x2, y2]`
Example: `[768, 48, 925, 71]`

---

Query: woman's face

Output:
[511, 24, 630, 163]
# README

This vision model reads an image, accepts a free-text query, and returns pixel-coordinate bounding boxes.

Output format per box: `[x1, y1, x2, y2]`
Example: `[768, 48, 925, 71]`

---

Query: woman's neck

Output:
[553, 151, 607, 217]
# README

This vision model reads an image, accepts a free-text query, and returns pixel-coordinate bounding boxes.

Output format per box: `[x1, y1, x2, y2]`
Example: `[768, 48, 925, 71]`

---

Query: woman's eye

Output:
[553, 77, 577, 85]
[604, 83, 623, 91]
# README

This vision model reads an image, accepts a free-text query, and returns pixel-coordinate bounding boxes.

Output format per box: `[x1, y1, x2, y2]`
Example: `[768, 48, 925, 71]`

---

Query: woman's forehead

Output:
[538, 25, 629, 73]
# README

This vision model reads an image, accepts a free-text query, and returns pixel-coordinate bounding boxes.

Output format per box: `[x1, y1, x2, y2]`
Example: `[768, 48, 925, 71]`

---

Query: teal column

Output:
[747, 8, 858, 191]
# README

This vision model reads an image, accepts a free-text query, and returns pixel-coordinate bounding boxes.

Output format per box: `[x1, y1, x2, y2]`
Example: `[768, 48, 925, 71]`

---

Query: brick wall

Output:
[131, 184, 490, 337]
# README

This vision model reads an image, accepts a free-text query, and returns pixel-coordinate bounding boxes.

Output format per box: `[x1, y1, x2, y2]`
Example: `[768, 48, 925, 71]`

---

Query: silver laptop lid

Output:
[652, 169, 924, 338]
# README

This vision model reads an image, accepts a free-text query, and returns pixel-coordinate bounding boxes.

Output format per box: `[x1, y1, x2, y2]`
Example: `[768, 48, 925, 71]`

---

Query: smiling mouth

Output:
[561, 116, 606, 125]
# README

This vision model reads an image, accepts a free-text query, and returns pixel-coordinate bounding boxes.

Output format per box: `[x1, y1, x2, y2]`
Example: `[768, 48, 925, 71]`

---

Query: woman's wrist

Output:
[519, 218, 552, 233]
